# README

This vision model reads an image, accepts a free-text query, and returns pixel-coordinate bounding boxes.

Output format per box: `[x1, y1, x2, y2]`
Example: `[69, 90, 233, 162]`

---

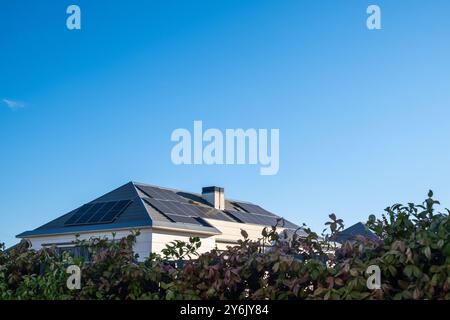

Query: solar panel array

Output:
[138, 184, 297, 229]
[225, 210, 285, 227]
[165, 214, 211, 227]
[144, 198, 231, 225]
[233, 202, 277, 217]
[137, 185, 188, 202]
[64, 200, 132, 226]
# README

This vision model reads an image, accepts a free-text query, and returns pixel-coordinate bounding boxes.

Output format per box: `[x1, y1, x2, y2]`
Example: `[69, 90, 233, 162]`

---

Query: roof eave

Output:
[16, 220, 152, 239]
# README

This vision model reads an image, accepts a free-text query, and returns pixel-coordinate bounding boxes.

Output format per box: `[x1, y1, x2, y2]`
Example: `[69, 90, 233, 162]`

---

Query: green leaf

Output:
[272, 262, 280, 272]
[413, 266, 422, 278]
[430, 265, 440, 273]
[404, 265, 413, 278]
[444, 243, 450, 257]
[424, 247, 432, 260]
[388, 265, 397, 276]
[350, 269, 359, 277]
[335, 278, 344, 286]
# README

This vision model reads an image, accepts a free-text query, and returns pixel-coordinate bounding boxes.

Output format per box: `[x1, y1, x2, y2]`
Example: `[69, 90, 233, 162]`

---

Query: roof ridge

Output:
[132, 181, 253, 204]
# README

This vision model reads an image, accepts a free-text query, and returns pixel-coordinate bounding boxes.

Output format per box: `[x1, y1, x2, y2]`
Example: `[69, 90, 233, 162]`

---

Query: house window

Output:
[54, 246, 91, 261]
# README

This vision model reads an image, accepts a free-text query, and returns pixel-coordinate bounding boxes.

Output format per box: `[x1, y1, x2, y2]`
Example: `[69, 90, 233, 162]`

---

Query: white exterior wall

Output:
[204, 219, 280, 251]
[26, 228, 152, 261]
[23, 220, 279, 259]
[150, 228, 216, 255]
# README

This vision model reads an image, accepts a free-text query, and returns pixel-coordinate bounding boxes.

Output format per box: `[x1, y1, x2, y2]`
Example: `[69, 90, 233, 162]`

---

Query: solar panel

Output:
[226, 210, 289, 227]
[144, 188, 165, 199]
[144, 198, 231, 225]
[182, 203, 206, 217]
[164, 200, 188, 215]
[165, 214, 210, 226]
[226, 211, 257, 224]
[75, 202, 105, 224]
[164, 190, 185, 202]
[145, 198, 192, 216]
[64, 200, 132, 226]
[234, 202, 277, 216]
[137, 185, 188, 202]
[189, 205, 232, 221]
[64, 203, 95, 225]
[144, 198, 183, 215]
[144, 197, 233, 222]
[100, 200, 132, 223]
[87, 201, 117, 223]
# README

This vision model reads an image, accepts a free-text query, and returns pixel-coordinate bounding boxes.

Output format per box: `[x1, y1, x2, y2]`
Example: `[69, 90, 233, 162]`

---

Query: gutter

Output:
[151, 224, 221, 236]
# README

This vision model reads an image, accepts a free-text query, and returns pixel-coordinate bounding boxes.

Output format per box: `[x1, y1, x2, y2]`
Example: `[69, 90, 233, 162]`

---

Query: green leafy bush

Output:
[0, 191, 449, 300]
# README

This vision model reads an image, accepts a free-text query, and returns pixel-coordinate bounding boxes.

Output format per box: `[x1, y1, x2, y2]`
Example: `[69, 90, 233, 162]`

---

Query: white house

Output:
[17, 182, 300, 261]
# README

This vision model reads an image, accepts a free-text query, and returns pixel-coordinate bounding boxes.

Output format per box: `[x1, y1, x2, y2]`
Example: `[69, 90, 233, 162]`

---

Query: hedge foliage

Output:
[1, 191, 449, 300]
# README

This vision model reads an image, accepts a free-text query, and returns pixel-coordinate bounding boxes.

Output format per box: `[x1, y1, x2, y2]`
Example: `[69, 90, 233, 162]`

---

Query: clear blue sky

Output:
[1, 0, 450, 247]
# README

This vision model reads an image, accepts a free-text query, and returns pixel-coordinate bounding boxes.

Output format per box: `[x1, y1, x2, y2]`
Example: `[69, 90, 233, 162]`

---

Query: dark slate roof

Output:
[331, 222, 379, 244]
[277, 228, 309, 240]
[17, 182, 299, 238]
[5, 242, 21, 253]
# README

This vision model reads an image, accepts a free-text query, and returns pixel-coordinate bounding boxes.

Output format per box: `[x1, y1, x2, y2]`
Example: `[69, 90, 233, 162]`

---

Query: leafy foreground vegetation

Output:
[1, 191, 449, 300]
